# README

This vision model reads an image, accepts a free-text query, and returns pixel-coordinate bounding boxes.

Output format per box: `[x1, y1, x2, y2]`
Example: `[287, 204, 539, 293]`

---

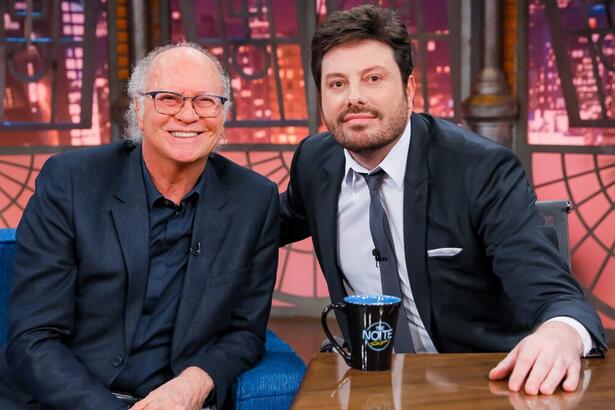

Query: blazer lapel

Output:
[316, 144, 346, 303]
[110, 147, 149, 353]
[172, 159, 231, 348]
[403, 113, 434, 339]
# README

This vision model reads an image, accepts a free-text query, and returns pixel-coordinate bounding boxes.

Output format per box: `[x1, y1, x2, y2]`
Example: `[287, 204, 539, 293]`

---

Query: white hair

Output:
[124, 42, 232, 144]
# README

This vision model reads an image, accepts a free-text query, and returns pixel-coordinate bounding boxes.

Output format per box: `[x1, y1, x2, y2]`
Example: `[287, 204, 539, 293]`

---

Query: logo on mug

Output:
[362, 321, 394, 351]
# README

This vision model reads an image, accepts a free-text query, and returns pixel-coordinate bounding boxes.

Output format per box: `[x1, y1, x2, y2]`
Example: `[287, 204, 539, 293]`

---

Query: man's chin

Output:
[327, 122, 390, 153]
[333, 136, 389, 155]
[345, 144, 388, 155]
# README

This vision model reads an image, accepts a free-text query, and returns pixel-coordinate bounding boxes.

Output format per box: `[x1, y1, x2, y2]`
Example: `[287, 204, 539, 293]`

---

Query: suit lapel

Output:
[316, 144, 347, 303]
[110, 147, 149, 353]
[403, 113, 434, 338]
[172, 158, 231, 348]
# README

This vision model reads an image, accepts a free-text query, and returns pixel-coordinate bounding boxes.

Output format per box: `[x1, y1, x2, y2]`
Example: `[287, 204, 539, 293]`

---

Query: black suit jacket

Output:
[1, 141, 278, 409]
[281, 113, 606, 353]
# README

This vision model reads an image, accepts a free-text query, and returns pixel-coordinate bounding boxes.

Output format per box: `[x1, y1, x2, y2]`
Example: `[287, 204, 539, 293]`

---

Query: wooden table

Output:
[291, 352, 613, 409]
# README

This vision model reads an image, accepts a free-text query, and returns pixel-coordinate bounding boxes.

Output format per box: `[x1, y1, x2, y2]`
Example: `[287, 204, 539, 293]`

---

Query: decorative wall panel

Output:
[526, 0, 614, 337]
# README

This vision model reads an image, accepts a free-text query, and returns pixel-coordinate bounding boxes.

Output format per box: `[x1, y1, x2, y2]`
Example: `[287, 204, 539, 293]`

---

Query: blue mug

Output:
[321, 295, 401, 371]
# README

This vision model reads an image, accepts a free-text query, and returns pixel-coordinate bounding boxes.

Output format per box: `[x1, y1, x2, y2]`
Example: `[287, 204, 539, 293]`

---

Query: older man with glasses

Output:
[0, 42, 278, 410]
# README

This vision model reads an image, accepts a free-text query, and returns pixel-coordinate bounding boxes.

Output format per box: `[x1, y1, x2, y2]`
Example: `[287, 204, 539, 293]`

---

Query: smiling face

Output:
[137, 47, 225, 171]
[320, 39, 414, 164]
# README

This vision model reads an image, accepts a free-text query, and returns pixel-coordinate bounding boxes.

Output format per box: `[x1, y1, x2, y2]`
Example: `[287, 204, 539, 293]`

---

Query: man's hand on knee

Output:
[488, 321, 583, 395]
[131, 366, 214, 410]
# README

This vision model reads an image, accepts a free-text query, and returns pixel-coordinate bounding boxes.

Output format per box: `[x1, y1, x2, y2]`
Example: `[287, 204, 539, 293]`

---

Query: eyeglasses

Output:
[141, 91, 228, 118]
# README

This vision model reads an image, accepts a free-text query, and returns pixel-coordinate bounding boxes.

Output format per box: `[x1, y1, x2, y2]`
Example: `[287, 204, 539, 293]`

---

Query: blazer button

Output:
[112, 355, 125, 367]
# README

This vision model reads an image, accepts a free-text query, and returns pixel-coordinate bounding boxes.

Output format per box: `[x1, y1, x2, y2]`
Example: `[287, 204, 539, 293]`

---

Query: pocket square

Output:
[427, 247, 462, 257]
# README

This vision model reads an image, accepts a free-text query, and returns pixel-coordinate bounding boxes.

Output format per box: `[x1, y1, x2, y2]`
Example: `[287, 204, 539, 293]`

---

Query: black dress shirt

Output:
[111, 153, 204, 397]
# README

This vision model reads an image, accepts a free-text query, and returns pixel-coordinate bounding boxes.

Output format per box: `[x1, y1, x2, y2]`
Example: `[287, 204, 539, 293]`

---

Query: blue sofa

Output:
[0, 228, 304, 409]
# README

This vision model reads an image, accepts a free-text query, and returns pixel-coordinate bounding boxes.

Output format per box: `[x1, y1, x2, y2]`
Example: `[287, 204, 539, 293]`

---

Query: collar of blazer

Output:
[405, 112, 430, 188]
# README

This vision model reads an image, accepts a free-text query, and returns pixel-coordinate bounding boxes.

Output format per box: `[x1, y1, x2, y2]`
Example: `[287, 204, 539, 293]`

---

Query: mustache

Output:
[337, 106, 383, 123]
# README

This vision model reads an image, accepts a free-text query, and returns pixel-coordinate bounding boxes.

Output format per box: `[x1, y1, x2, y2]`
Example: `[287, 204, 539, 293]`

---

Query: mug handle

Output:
[321, 303, 352, 366]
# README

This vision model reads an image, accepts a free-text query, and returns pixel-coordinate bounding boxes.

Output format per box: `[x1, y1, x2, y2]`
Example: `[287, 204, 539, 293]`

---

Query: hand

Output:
[131, 367, 214, 410]
[488, 321, 583, 395]
[488, 364, 590, 410]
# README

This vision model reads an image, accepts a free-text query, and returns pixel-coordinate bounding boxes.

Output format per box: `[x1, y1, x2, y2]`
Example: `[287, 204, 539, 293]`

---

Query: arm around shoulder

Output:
[280, 137, 312, 246]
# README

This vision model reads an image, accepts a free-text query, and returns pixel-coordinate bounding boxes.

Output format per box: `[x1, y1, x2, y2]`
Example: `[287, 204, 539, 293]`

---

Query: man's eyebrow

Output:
[323, 72, 347, 80]
[324, 65, 390, 79]
[359, 65, 389, 74]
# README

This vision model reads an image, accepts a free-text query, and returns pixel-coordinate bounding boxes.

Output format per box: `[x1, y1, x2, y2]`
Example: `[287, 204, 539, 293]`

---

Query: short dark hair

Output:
[311, 5, 413, 91]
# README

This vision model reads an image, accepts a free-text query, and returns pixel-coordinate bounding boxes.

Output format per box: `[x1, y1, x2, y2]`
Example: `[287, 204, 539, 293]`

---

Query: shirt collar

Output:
[343, 116, 412, 190]
[140, 149, 204, 209]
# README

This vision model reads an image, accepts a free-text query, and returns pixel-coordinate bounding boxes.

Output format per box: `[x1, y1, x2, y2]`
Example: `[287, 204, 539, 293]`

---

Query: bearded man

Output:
[280, 5, 606, 396]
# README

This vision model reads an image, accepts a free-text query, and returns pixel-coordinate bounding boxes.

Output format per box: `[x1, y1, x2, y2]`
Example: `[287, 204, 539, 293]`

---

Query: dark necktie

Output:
[362, 170, 415, 353]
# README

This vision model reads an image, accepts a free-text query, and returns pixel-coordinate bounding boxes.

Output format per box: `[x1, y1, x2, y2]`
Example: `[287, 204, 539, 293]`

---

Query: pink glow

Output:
[532, 153, 563, 185]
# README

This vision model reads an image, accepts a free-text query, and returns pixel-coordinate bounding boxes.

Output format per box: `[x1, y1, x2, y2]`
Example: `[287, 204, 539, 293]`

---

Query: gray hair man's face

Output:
[137, 47, 227, 167]
[124, 43, 231, 146]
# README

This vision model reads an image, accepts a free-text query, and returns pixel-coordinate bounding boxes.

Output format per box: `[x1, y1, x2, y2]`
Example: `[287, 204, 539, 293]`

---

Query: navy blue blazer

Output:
[280, 112, 606, 353]
[2, 141, 278, 409]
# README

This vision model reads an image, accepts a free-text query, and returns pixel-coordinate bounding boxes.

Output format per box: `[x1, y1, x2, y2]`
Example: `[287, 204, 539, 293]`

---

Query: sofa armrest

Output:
[0, 228, 16, 346]
[232, 329, 305, 410]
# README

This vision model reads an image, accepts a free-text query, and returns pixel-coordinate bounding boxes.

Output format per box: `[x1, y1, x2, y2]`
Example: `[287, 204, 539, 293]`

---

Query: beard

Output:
[325, 97, 409, 155]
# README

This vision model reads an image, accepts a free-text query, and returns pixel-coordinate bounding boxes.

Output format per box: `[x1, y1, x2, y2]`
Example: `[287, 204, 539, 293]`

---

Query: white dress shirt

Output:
[337, 119, 437, 352]
[336, 117, 593, 355]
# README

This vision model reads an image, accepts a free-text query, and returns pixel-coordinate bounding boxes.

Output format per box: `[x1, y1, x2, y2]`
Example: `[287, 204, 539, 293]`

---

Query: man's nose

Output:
[175, 99, 200, 122]
[346, 84, 366, 106]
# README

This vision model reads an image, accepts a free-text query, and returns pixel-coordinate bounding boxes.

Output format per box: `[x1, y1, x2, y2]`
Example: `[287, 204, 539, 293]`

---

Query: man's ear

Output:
[405, 74, 416, 111]
[134, 98, 144, 130]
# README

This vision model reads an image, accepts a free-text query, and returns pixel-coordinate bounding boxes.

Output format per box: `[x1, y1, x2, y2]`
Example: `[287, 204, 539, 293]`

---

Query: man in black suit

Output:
[280, 5, 606, 395]
[0, 43, 278, 409]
